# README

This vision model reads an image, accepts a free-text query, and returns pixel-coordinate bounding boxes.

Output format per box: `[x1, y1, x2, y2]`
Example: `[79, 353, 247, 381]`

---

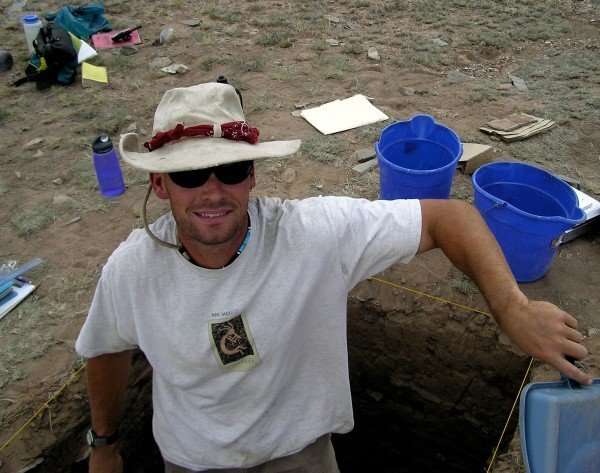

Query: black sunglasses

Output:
[169, 161, 253, 188]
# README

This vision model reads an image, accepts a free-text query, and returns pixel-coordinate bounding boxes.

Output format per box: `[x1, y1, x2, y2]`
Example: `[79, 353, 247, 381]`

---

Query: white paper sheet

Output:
[77, 39, 98, 63]
[300, 94, 389, 135]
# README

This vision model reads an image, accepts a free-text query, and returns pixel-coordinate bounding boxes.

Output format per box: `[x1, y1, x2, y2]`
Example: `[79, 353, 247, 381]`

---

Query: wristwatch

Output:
[86, 428, 120, 448]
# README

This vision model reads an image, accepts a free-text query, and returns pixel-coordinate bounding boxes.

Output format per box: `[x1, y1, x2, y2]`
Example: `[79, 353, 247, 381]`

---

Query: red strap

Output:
[143, 121, 259, 151]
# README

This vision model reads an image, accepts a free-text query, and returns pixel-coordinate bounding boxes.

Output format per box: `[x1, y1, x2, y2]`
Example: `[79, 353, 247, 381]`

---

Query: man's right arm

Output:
[87, 350, 133, 473]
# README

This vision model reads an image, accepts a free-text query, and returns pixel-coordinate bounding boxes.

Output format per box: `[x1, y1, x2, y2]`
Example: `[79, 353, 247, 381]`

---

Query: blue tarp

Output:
[48, 4, 111, 40]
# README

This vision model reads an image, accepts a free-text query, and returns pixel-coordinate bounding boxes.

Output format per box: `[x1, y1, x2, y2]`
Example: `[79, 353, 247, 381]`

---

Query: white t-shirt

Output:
[76, 196, 422, 470]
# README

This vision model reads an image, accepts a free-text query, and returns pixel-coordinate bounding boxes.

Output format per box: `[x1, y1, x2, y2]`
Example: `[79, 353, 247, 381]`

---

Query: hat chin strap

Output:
[142, 183, 179, 249]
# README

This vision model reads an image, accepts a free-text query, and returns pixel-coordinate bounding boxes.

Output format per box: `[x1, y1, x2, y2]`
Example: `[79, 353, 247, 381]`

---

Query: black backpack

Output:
[14, 23, 78, 90]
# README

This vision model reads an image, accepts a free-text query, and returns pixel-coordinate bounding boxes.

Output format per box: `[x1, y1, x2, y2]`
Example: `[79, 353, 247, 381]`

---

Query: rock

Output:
[508, 74, 528, 92]
[432, 38, 448, 47]
[161, 63, 189, 74]
[588, 327, 600, 337]
[33, 149, 44, 157]
[180, 18, 201, 27]
[326, 38, 339, 46]
[354, 148, 376, 162]
[324, 14, 340, 23]
[125, 122, 138, 133]
[399, 86, 415, 96]
[23, 137, 43, 149]
[497, 83, 513, 91]
[64, 216, 81, 226]
[294, 101, 311, 109]
[15, 171, 21, 179]
[131, 205, 141, 218]
[291, 110, 302, 117]
[367, 390, 383, 402]
[159, 27, 175, 45]
[296, 52, 312, 62]
[52, 177, 63, 185]
[150, 56, 172, 68]
[281, 167, 297, 184]
[53, 194, 78, 207]
[367, 47, 380, 61]
[120, 46, 138, 56]
[352, 159, 377, 174]
[447, 70, 473, 83]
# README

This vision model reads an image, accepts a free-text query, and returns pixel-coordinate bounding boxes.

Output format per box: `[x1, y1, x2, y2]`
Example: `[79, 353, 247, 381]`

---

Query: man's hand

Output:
[419, 200, 592, 384]
[89, 445, 123, 473]
[495, 291, 591, 385]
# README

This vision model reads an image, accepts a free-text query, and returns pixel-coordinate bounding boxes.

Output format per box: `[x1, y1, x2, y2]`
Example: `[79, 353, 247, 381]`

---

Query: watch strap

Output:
[87, 428, 119, 447]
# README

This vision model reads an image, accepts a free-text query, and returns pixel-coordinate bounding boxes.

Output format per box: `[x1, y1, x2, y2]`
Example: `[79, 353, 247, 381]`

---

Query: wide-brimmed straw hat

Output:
[119, 82, 301, 173]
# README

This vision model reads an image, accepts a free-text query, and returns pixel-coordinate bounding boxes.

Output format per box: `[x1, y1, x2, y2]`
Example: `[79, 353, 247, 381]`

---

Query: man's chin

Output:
[189, 225, 239, 247]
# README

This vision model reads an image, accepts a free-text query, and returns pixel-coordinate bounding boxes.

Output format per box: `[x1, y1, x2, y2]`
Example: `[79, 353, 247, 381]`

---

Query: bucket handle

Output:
[551, 233, 566, 248]
[561, 356, 583, 389]
[481, 201, 507, 216]
[483, 202, 569, 249]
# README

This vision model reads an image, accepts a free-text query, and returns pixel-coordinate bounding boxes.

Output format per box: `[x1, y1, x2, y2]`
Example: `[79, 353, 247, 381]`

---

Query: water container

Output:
[376, 114, 462, 200]
[472, 162, 585, 282]
[22, 14, 42, 55]
[92, 135, 126, 197]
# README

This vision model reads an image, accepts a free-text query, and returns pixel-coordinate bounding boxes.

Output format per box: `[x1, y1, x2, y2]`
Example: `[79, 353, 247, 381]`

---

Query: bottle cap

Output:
[22, 14, 40, 24]
[92, 134, 114, 154]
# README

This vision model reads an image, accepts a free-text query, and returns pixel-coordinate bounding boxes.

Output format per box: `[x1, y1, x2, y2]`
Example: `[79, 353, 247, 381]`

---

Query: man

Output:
[76, 82, 591, 473]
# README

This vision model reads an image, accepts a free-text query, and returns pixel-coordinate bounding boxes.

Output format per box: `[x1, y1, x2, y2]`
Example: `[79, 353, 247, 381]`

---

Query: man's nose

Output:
[200, 172, 225, 193]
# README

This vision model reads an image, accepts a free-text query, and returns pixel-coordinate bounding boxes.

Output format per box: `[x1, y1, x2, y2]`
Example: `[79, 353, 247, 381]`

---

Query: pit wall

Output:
[341, 284, 529, 473]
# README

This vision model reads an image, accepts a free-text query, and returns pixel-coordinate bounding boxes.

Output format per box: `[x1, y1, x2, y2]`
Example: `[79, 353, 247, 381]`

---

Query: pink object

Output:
[91, 30, 142, 49]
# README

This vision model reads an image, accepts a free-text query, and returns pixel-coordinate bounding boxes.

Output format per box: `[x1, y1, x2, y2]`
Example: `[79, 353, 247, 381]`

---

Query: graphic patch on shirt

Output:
[209, 313, 260, 371]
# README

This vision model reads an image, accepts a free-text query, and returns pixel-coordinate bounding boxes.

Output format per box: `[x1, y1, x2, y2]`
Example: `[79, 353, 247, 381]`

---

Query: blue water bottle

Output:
[92, 134, 125, 197]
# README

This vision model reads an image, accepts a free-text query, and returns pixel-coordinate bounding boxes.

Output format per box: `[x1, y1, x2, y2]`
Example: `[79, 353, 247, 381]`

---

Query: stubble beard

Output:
[175, 207, 245, 247]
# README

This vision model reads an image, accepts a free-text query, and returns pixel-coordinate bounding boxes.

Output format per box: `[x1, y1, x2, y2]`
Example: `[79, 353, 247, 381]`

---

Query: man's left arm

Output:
[419, 199, 591, 385]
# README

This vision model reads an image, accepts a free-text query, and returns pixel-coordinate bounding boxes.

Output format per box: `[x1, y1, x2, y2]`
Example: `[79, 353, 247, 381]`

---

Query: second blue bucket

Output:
[376, 114, 463, 200]
[473, 162, 585, 282]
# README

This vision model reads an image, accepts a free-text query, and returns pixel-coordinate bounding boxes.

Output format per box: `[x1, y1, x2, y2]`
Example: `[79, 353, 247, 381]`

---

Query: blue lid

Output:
[519, 379, 600, 473]
[22, 14, 40, 24]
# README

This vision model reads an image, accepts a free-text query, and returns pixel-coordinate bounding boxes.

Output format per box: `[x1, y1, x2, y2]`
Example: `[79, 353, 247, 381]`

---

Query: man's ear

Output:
[149, 173, 170, 200]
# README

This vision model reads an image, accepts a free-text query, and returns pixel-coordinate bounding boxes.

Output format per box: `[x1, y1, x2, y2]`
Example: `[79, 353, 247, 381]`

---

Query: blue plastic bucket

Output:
[473, 162, 585, 282]
[376, 114, 463, 199]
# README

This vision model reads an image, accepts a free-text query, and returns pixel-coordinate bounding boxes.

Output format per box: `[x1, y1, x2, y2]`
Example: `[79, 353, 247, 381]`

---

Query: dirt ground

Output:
[1, 0, 600, 472]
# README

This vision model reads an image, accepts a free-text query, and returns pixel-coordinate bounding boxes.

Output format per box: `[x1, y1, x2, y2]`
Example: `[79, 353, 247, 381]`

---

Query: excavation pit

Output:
[36, 284, 527, 473]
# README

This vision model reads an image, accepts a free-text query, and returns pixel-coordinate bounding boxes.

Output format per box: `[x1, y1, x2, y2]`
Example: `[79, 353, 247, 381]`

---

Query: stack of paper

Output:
[480, 113, 555, 142]
[300, 94, 389, 135]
